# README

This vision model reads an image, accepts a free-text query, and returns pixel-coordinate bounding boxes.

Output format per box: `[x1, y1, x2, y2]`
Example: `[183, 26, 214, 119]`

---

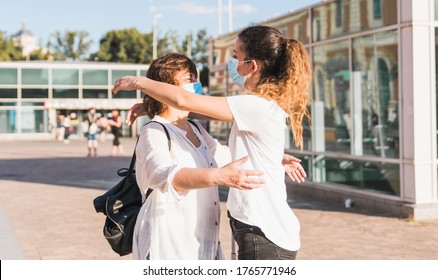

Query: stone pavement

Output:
[1, 138, 438, 260]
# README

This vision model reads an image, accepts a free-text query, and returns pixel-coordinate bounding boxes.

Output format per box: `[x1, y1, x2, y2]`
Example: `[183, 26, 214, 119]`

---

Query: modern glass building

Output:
[0, 61, 147, 139]
[208, 0, 438, 219]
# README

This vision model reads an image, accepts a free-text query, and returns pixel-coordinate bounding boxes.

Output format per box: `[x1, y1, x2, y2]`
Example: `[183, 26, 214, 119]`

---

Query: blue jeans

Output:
[229, 213, 298, 260]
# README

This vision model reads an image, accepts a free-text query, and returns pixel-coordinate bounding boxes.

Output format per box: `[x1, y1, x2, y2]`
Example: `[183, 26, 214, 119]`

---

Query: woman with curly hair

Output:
[114, 25, 312, 260]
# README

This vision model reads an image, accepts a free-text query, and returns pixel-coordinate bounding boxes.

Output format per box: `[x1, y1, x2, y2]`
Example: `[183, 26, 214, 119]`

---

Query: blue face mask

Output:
[228, 57, 248, 86]
[181, 81, 203, 95]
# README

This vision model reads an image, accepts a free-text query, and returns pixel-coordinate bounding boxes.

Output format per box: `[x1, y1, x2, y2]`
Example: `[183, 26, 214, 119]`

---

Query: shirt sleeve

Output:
[135, 123, 184, 200]
[226, 94, 271, 133]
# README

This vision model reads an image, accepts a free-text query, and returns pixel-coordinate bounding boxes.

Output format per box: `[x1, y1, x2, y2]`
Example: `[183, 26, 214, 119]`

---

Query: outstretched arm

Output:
[172, 156, 265, 191]
[113, 76, 234, 122]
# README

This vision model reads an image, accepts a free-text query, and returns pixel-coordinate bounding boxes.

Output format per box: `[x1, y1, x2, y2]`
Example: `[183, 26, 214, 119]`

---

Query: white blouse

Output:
[132, 116, 230, 260]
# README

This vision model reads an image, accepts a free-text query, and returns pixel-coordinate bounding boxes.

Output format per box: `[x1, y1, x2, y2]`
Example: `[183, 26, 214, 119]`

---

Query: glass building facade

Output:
[0, 62, 147, 138]
[208, 0, 438, 219]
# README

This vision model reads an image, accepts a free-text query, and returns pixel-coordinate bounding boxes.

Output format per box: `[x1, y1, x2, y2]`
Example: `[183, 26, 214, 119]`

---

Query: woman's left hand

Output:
[282, 154, 306, 183]
[113, 76, 139, 94]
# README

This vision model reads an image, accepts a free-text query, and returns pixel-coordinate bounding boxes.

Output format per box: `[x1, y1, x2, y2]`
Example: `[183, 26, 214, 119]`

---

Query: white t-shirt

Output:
[226, 94, 300, 251]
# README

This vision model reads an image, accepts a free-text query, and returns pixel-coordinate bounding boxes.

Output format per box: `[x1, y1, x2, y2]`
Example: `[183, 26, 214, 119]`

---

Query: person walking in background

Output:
[97, 115, 109, 142]
[108, 109, 124, 156]
[56, 114, 65, 142]
[113, 25, 312, 260]
[63, 114, 72, 144]
[85, 107, 99, 157]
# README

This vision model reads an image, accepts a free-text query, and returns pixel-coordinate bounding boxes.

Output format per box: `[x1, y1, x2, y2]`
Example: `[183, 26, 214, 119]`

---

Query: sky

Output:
[0, 0, 321, 53]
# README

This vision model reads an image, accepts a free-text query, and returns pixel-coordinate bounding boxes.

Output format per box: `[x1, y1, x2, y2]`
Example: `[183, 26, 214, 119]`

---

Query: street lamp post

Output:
[153, 14, 162, 60]
[228, 0, 233, 32]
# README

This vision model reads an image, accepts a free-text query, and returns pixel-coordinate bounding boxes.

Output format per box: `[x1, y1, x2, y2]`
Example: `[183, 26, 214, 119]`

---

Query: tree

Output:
[51, 30, 93, 61]
[29, 48, 51, 61]
[0, 32, 23, 61]
[93, 28, 153, 63]
[190, 29, 211, 87]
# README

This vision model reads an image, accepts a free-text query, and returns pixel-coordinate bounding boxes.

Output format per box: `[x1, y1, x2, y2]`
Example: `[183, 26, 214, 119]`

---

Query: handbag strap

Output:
[187, 119, 201, 133]
[127, 120, 171, 174]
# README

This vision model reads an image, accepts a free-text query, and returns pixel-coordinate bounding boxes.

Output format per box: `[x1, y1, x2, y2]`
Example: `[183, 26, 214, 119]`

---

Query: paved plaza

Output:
[1, 138, 438, 260]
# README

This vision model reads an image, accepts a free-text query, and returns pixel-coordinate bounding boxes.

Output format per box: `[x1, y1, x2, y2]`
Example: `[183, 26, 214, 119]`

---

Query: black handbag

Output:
[93, 121, 171, 256]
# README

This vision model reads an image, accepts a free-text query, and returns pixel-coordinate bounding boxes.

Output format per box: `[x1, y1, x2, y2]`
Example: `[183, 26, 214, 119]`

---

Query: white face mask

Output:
[181, 81, 203, 95]
[228, 57, 250, 86]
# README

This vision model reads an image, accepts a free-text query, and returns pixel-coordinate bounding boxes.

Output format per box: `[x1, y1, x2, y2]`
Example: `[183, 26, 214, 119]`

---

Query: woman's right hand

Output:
[218, 156, 265, 190]
[126, 102, 147, 125]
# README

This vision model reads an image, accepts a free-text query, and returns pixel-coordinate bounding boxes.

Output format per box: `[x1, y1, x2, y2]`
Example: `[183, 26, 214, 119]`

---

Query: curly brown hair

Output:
[238, 26, 312, 149]
[143, 52, 198, 118]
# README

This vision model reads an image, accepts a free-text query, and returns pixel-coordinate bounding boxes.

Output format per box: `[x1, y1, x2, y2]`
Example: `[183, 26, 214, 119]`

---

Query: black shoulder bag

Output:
[93, 121, 171, 256]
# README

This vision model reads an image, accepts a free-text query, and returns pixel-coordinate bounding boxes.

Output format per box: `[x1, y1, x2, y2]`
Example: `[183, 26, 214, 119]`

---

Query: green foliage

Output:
[29, 48, 51, 61]
[93, 28, 211, 79]
[51, 30, 93, 61]
[0, 32, 24, 61]
[191, 29, 211, 86]
[94, 28, 152, 63]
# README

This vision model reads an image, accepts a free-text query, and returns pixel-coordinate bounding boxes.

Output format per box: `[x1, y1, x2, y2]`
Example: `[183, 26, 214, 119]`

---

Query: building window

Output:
[0, 109, 17, 133]
[20, 108, 48, 133]
[22, 69, 48, 85]
[373, 0, 382, 20]
[112, 70, 137, 84]
[0, 69, 17, 84]
[53, 69, 79, 85]
[352, 31, 398, 158]
[436, 28, 438, 157]
[83, 89, 108, 99]
[436, 0, 438, 20]
[316, 19, 321, 42]
[83, 69, 108, 85]
[0, 88, 17, 98]
[295, 24, 302, 42]
[312, 156, 400, 196]
[53, 88, 78, 98]
[22, 88, 48, 99]
[313, 40, 350, 154]
[336, 0, 343, 27]
[111, 90, 137, 99]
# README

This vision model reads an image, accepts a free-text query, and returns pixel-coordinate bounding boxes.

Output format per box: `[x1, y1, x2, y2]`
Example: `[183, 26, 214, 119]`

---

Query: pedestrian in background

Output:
[108, 109, 124, 156]
[56, 114, 65, 141]
[63, 114, 72, 144]
[85, 107, 99, 157]
[97, 115, 109, 142]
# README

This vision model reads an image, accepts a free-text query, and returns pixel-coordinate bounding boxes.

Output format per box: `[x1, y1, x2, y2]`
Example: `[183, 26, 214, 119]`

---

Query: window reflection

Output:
[0, 69, 17, 84]
[112, 70, 136, 84]
[0, 109, 17, 133]
[312, 156, 400, 196]
[313, 40, 350, 154]
[312, 0, 397, 42]
[83, 70, 108, 85]
[20, 109, 48, 133]
[353, 31, 398, 158]
[22, 69, 48, 85]
[436, 28, 438, 158]
[53, 69, 79, 85]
